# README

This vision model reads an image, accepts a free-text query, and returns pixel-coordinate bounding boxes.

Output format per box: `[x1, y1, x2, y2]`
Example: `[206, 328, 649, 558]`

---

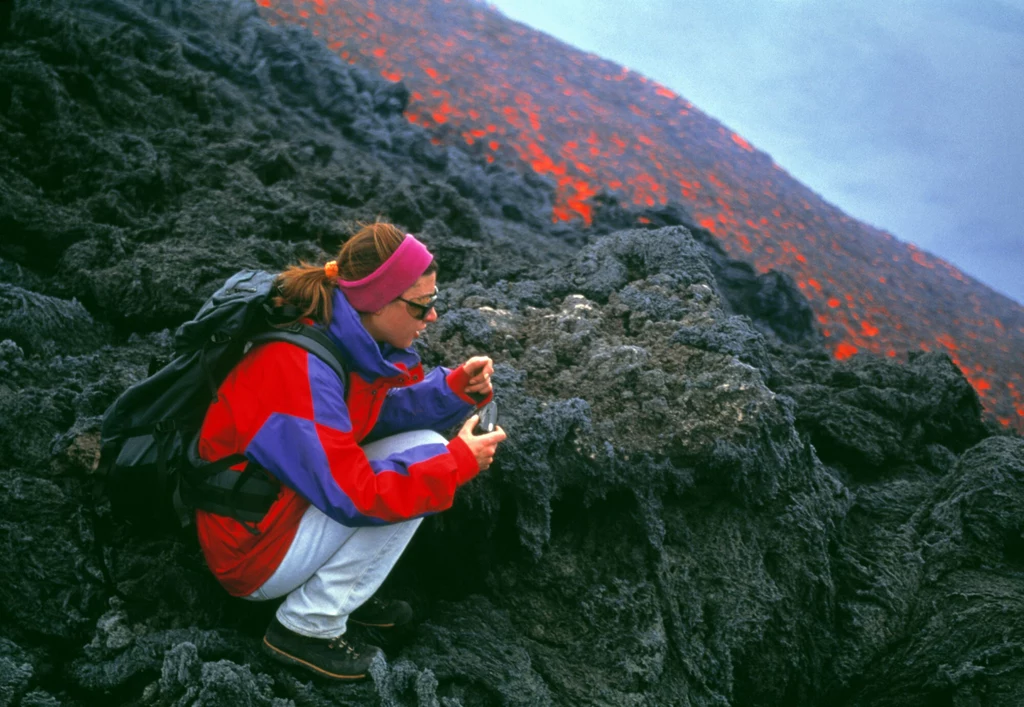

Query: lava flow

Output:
[255, 0, 1023, 429]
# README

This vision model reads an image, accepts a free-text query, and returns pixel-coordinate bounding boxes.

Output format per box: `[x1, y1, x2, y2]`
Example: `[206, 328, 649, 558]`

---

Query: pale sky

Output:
[486, 0, 1024, 304]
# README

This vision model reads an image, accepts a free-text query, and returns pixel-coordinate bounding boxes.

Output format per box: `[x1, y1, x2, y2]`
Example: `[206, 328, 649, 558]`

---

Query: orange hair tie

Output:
[324, 260, 339, 278]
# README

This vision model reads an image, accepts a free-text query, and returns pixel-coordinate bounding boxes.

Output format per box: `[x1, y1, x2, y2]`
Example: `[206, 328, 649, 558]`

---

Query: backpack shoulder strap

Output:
[247, 325, 350, 386]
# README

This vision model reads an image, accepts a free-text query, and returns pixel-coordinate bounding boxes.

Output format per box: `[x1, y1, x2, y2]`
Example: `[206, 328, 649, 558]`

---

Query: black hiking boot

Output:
[262, 617, 382, 681]
[349, 596, 413, 628]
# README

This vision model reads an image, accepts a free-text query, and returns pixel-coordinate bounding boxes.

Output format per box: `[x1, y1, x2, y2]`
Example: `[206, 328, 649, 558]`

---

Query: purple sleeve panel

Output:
[248, 412, 467, 526]
[369, 366, 475, 440]
[246, 413, 388, 527]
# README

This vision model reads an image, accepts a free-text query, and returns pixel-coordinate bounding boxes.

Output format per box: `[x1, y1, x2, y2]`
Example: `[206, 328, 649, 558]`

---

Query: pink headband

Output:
[337, 234, 434, 312]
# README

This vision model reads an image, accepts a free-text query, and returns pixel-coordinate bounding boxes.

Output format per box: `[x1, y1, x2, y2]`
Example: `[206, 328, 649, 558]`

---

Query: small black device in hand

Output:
[474, 402, 498, 434]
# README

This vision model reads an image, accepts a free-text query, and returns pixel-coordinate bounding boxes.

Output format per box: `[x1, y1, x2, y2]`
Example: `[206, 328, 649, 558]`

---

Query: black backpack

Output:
[98, 270, 349, 534]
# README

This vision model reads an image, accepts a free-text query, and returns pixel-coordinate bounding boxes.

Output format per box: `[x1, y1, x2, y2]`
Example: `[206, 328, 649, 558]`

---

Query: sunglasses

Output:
[396, 287, 438, 320]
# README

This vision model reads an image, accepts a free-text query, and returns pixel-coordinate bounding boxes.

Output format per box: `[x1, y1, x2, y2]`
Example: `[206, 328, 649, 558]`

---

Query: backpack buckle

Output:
[154, 420, 176, 433]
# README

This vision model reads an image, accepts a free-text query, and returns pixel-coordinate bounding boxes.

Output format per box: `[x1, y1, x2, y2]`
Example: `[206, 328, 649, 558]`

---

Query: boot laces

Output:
[327, 635, 359, 657]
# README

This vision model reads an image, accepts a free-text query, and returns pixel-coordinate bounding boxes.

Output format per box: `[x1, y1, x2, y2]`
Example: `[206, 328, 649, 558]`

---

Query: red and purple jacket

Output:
[196, 289, 490, 597]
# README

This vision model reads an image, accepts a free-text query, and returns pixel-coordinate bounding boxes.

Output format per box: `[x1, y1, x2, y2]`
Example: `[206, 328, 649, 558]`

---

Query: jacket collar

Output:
[323, 289, 420, 381]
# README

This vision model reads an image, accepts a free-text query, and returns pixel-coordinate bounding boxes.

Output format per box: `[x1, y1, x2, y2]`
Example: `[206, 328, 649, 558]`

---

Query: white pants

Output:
[244, 430, 439, 639]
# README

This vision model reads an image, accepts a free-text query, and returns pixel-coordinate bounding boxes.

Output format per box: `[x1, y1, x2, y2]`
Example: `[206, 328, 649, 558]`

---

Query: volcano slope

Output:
[1, 1, 1024, 706]
[251, 0, 1024, 431]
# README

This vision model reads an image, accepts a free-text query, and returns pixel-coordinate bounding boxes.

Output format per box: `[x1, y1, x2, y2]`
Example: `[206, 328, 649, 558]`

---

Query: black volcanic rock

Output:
[592, 195, 823, 350]
[0, 284, 107, 356]
[775, 350, 989, 477]
[823, 435, 1024, 707]
[1, 1, 1022, 706]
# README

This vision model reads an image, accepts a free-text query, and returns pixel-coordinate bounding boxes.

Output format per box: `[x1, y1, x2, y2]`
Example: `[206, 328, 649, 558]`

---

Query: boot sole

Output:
[349, 619, 400, 628]
[262, 636, 369, 680]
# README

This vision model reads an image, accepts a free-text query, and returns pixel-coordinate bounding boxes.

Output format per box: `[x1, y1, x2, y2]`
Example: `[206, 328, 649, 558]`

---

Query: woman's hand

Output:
[457, 415, 507, 471]
[462, 356, 494, 398]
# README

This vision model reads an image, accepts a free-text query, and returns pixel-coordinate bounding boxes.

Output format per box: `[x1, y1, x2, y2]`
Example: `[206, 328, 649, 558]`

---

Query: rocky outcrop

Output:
[1, 1, 1022, 705]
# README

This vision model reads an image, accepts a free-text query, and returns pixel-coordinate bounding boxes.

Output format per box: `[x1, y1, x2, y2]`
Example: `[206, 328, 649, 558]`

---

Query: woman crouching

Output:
[196, 221, 505, 680]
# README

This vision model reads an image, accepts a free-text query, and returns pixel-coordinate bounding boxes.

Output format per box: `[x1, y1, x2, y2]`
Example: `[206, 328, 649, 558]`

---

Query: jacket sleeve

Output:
[369, 365, 492, 440]
[239, 347, 479, 526]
